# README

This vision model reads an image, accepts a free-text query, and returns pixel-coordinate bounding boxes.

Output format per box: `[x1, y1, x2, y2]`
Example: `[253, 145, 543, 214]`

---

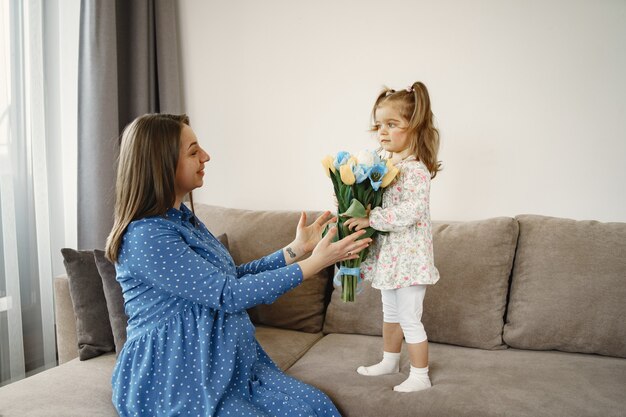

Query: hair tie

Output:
[406, 86, 413, 93]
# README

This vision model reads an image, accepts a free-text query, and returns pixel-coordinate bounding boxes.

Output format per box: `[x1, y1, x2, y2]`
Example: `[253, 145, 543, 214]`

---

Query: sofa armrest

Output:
[54, 275, 78, 364]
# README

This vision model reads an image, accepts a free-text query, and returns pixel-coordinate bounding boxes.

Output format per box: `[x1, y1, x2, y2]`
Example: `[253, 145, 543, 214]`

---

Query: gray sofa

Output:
[1, 204, 625, 417]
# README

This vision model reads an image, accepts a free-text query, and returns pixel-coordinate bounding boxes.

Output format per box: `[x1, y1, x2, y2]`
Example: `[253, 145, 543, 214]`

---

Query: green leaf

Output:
[340, 199, 367, 218]
[373, 190, 383, 208]
[358, 226, 377, 240]
[359, 246, 370, 262]
[340, 221, 350, 239]
[344, 185, 353, 201]
[322, 222, 339, 242]
[354, 183, 365, 202]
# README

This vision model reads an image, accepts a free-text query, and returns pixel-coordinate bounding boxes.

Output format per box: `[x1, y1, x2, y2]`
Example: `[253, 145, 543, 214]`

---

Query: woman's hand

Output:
[284, 211, 336, 264]
[296, 211, 336, 253]
[297, 227, 372, 279]
[343, 216, 370, 231]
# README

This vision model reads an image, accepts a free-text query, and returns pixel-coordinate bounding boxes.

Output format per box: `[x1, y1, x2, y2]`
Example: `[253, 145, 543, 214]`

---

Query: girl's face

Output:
[374, 104, 412, 159]
[175, 125, 210, 199]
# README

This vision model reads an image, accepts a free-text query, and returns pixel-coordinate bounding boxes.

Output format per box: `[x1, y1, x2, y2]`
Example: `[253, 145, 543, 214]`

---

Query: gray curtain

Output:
[77, 0, 183, 250]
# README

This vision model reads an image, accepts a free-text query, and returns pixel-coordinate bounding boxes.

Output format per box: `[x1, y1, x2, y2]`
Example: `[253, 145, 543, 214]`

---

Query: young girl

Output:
[106, 113, 371, 416]
[344, 81, 441, 393]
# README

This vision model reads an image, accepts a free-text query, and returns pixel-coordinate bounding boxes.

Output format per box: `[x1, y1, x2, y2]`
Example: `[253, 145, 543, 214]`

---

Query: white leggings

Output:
[381, 285, 427, 344]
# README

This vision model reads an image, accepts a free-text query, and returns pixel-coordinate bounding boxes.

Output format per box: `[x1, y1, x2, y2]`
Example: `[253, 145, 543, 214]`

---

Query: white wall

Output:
[178, 0, 626, 222]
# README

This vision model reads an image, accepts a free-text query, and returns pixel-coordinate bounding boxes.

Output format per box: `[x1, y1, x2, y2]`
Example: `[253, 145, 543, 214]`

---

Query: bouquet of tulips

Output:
[321, 150, 399, 302]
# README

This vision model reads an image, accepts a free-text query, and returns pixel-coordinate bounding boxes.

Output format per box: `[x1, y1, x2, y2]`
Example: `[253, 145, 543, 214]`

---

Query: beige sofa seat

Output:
[0, 329, 322, 417]
[0, 324, 322, 417]
[287, 333, 626, 417]
[0, 353, 117, 417]
[0, 275, 324, 417]
[255, 325, 324, 371]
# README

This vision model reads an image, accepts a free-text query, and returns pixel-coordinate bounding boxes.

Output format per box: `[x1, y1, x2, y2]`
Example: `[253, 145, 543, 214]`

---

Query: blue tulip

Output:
[368, 163, 388, 191]
[334, 151, 351, 170]
[353, 164, 369, 184]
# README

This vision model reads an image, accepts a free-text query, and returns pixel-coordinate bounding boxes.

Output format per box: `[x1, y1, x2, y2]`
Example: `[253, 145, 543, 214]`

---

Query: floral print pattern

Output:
[361, 157, 440, 289]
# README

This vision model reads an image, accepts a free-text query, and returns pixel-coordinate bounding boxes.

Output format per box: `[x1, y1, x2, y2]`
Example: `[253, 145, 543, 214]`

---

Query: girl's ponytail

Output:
[409, 82, 441, 179]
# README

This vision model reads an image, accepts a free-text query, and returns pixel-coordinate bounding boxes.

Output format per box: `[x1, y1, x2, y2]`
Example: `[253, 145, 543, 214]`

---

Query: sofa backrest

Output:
[194, 204, 626, 358]
[504, 215, 626, 358]
[323, 217, 519, 350]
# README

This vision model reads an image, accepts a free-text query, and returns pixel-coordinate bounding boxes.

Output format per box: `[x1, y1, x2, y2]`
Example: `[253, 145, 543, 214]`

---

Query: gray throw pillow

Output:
[93, 250, 127, 355]
[61, 248, 114, 360]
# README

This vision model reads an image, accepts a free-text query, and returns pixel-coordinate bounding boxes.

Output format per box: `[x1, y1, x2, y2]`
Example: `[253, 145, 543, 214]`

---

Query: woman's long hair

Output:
[105, 113, 190, 262]
[371, 81, 442, 178]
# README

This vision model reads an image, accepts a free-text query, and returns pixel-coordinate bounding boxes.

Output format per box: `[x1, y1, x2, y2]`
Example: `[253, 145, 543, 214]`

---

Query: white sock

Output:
[357, 351, 401, 376]
[393, 365, 431, 392]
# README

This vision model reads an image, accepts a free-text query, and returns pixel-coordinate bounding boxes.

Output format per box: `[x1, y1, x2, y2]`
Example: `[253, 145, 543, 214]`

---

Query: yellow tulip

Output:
[321, 155, 336, 177]
[380, 159, 399, 188]
[339, 164, 356, 185]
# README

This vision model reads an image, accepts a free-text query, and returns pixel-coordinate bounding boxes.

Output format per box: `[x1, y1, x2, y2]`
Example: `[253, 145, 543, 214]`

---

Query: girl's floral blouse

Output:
[361, 156, 440, 289]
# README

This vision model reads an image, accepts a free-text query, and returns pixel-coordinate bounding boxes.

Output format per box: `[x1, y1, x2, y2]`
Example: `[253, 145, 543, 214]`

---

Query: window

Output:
[0, 0, 79, 386]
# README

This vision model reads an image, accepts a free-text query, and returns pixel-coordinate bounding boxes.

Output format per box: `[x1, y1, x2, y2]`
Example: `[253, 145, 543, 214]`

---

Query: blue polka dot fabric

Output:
[111, 205, 341, 416]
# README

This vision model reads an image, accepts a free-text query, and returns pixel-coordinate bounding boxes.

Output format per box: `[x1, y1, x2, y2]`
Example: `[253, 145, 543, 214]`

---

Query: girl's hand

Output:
[344, 216, 370, 231]
[298, 227, 371, 279]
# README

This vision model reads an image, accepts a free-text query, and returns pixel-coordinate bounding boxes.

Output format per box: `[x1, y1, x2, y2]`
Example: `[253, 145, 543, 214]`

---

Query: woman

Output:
[105, 114, 369, 416]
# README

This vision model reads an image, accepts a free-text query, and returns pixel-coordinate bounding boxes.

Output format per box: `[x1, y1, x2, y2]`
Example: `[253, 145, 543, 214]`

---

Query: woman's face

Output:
[175, 125, 210, 198]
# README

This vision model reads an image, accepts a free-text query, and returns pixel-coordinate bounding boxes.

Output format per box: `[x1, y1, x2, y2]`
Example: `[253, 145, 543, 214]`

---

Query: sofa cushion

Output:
[286, 334, 626, 417]
[194, 204, 332, 333]
[93, 250, 128, 355]
[322, 281, 383, 336]
[61, 248, 115, 360]
[424, 217, 518, 349]
[324, 218, 519, 350]
[0, 328, 321, 417]
[248, 273, 330, 333]
[0, 353, 117, 416]
[504, 215, 626, 358]
[255, 325, 324, 370]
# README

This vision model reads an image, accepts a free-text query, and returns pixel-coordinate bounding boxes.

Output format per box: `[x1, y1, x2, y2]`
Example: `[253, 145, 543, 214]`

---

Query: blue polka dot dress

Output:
[111, 205, 341, 417]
